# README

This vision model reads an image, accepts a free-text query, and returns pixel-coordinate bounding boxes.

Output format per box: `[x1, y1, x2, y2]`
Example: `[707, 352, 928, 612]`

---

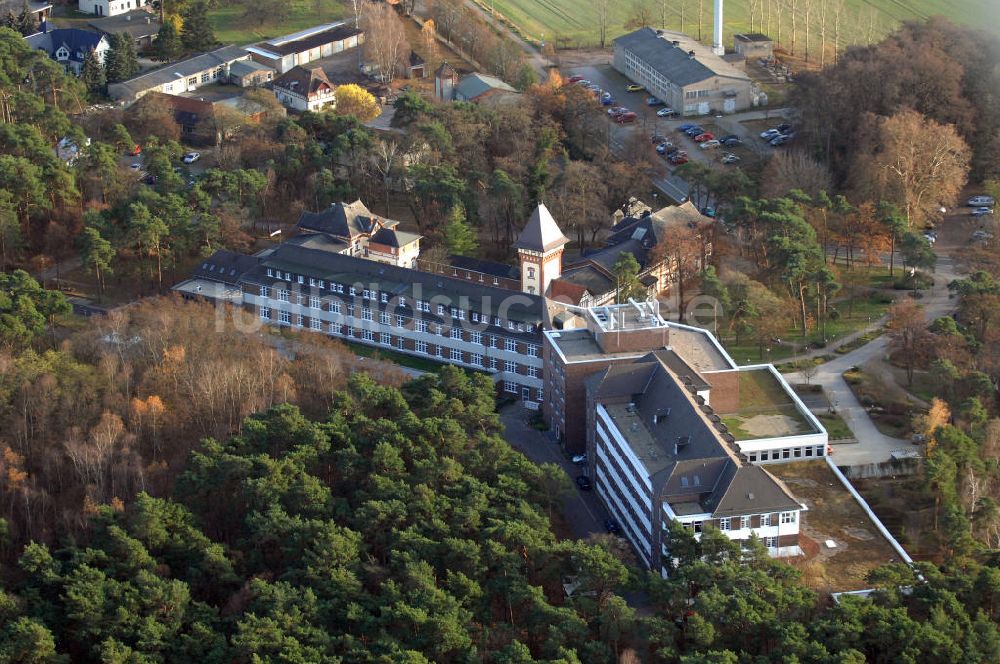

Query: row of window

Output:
[747, 446, 825, 463]
[258, 307, 540, 380]
[258, 293, 540, 355]
[259, 275, 537, 334]
[687, 511, 796, 534]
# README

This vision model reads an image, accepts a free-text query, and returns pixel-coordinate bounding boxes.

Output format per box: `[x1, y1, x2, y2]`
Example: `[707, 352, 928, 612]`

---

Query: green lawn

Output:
[209, 0, 349, 46]
[480, 0, 994, 48]
[718, 369, 814, 440]
[817, 412, 853, 441]
[342, 340, 445, 374]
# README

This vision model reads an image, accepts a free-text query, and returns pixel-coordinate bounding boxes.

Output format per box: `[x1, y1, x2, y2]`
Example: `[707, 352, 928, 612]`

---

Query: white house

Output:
[79, 0, 148, 17]
[24, 27, 109, 75]
[272, 66, 335, 112]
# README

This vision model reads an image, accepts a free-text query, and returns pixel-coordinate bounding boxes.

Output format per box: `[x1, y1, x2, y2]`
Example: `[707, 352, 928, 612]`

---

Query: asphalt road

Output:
[499, 404, 608, 539]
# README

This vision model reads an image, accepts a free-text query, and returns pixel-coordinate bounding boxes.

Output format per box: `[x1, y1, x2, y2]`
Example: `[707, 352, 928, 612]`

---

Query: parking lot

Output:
[562, 59, 793, 203]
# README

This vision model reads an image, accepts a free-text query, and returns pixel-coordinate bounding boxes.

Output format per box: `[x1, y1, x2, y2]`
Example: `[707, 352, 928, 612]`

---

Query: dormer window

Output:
[55, 47, 69, 60]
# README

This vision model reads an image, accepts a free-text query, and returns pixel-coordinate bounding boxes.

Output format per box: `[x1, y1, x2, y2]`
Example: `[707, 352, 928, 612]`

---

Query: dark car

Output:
[776, 123, 792, 133]
[677, 123, 696, 132]
[605, 518, 621, 535]
[684, 126, 705, 137]
[656, 141, 674, 154]
[576, 475, 592, 491]
[142, 174, 157, 185]
[650, 133, 667, 144]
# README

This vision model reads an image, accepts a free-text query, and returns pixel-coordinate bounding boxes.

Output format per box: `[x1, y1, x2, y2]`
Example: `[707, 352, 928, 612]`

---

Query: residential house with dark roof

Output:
[295, 200, 420, 266]
[24, 25, 108, 75]
[585, 351, 806, 570]
[613, 27, 758, 115]
[88, 8, 159, 49]
[245, 21, 363, 74]
[272, 65, 335, 112]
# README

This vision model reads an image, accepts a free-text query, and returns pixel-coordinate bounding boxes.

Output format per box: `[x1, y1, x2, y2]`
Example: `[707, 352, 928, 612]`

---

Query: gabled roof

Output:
[515, 203, 569, 253]
[296, 200, 398, 239]
[25, 28, 105, 63]
[435, 61, 457, 78]
[273, 65, 333, 98]
[455, 72, 517, 101]
[409, 50, 425, 67]
[249, 21, 361, 57]
[108, 44, 249, 99]
[613, 28, 750, 86]
[89, 8, 160, 39]
[556, 265, 615, 299]
[736, 33, 773, 43]
[548, 278, 591, 305]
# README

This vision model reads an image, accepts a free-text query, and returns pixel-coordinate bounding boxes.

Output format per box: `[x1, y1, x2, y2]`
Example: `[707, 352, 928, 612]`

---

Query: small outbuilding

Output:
[734, 33, 774, 60]
[229, 59, 274, 87]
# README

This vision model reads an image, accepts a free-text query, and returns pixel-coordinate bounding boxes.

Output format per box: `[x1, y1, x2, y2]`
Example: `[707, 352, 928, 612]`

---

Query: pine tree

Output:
[180, 0, 216, 54]
[155, 18, 182, 61]
[80, 50, 106, 95]
[104, 33, 139, 83]
[442, 204, 477, 257]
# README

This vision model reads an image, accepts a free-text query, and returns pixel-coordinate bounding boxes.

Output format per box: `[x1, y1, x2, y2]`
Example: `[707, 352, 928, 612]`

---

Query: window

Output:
[719, 518, 731, 531]
[346, 305, 354, 317]
[805, 447, 814, 457]
[279, 310, 291, 324]
[201, 72, 210, 83]
[765, 537, 778, 548]
[740, 516, 750, 529]
[527, 267, 535, 279]
[418, 300, 430, 312]
[450, 348, 462, 362]
[794, 448, 802, 458]
[259, 306, 271, 320]
[472, 312, 479, 322]
[527, 366, 539, 378]
[308, 278, 316, 287]
[471, 353, 483, 367]
[508, 321, 516, 330]
[277, 289, 290, 302]
[537, 388, 544, 402]
[527, 344, 539, 357]
[380, 293, 388, 303]
[395, 315, 404, 328]
[435, 345, 444, 358]
[437, 304, 445, 315]
[781, 512, 796, 524]
[489, 357, 497, 370]
[691, 521, 704, 533]
[471, 331, 482, 345]
[504, 361, 517, 374]
[362, 329, 374, 342]
[331, 301, 342, 314]
[380, 333, 391, 346]
[309, 296, 320, 309]
[349, 286, 356, 296]
[188, 76, 197, 86]
[504, 380, 517, 393]
[328, 322, 340, 335]
[363, 289, 371, 300]
[266, 268, 273, 277]
[347, 326, 356, 337]
[493, 316, 501, 327]
[815, 445, 825, 456]
[380, 312, 390, 325]
[416, 320, 428, 333]
[297, 276, 304, 285]
[760, 514, 771, 527]
[295, 293, 304, 306]
[450, 328, 462, 340]
[334, 283, 344, 294]
[362, 308, 372, 322]
[489, 336, 497, 348]
[319, 280, 325, 289]
[396, 337, 404, 350]
[415, 340, 428, 354]
[310, 318, 321, 330]
[294, 314, 303, 327]
[260, 285, 270, 297]
[505, 339, 517, 352]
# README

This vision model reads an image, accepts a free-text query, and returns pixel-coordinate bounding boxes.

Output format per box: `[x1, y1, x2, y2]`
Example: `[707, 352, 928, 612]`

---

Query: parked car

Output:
[575, 475, 592, 491]
[650, 133, 667, 143]
[669, 153, 689, 165]
[972, 230, 994, 241]
[647, 96, 664, 106]
[129, 144, 142, 156]
[721, 152, 741, 164]
[684, 126, 705, 137]
[699, 139, 721, 149]
[702, 207, 717, 218]
[575, 79, 591, 86]
[626, 84, 644, 92]
[693, 132, 715, 143]
[617, 112, 637, 123]
[130, 161, 142, 171]
[604, 519, 621, 535]
[571, 453, 588, 465]
[656, 141, 674, 154]
[608, 106, 626, 117]
[677, 123, 696, 132]
[968, 195, 995, 207]
[769, 134, 790, 146]
[656, 107, 676, 117]
[775, 123, 792, 133]
[971, 207, 995, 217]
[760, 128, 781, 139]
[922, 231, 937, 244]
[567, 74, 585, 83]
[142, 174, 156, 185]
[601, 96, 615, 106]
[182, 151, 201, 164]
[665, 146, 681, 156]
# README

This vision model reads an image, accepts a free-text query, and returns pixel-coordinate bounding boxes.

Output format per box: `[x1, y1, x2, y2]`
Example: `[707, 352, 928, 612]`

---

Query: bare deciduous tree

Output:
[362, 4, 411, 85]
[594, 0, 610, 48]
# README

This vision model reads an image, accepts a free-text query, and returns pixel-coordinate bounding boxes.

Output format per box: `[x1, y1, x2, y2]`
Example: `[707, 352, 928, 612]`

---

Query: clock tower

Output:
[515, 203, 569, 296]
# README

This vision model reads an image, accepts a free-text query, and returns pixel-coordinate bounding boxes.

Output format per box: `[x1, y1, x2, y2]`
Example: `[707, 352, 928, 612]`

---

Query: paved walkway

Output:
[786, 255, 960, 466]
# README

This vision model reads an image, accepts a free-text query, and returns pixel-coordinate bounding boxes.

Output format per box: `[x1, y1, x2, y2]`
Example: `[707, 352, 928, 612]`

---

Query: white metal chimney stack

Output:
[712, 0, 725, 55]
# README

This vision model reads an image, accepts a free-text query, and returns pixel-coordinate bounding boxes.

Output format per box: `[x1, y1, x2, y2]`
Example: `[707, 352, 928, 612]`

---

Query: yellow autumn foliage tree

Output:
[913, 397, 951, 456]
[333, 84, 381, 122]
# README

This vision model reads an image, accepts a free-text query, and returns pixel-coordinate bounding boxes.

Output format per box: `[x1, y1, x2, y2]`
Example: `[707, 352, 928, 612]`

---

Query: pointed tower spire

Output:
[516, 203, 569, 296]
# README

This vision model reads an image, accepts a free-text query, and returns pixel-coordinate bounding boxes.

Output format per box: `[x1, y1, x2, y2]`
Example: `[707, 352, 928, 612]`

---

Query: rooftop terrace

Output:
[719, 368, 818, 440]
